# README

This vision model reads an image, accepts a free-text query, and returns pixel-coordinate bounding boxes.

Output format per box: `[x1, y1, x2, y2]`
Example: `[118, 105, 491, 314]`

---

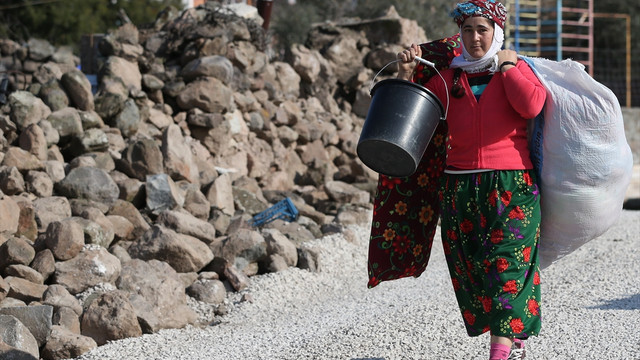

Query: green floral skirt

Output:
[440, 170, 542, 338]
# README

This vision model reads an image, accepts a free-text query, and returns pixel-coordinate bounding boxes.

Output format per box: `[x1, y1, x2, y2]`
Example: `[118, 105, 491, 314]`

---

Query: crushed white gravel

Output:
[74, 210, 640, 360]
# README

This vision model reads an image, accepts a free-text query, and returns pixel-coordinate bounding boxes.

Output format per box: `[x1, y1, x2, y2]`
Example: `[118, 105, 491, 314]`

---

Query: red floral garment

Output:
[440, 170, 542, 338]
[367, 35, 462, 288]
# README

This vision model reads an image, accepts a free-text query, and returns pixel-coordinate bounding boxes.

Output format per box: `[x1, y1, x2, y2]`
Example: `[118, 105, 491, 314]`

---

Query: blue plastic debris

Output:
[250, 197, 299, 227]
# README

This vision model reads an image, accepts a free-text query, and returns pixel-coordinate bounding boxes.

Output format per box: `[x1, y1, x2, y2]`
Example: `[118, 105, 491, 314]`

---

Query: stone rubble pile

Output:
[0, 2, 426, 359]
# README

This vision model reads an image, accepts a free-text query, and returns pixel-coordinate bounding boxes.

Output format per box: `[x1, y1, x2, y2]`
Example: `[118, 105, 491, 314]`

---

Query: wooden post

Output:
[256, 0, 274, 30]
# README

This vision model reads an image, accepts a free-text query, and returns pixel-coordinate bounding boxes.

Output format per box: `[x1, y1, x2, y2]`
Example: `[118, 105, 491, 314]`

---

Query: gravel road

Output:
[75, 210, 640, 360]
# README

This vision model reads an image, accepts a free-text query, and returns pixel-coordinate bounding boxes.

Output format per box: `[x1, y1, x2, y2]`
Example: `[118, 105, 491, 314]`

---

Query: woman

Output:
[397, 1, 546, 359]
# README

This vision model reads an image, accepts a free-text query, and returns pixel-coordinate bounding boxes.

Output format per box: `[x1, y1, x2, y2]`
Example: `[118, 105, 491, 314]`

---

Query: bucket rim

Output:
[370, 78, 444, 117]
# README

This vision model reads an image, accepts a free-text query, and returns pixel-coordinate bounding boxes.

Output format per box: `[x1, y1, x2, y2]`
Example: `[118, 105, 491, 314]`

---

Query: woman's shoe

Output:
[508, 339, 526, 359]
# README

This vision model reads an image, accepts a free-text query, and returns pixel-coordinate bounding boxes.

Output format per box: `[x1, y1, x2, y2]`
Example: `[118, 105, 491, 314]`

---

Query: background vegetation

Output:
[0, 0, 183, 49]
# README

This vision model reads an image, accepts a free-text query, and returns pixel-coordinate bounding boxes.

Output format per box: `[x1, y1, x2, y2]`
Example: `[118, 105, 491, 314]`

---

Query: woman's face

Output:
[461, 16, 494, 58]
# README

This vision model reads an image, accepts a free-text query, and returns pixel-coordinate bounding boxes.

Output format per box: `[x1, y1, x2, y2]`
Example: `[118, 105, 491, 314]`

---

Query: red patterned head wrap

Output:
[450, 0, 507, 29]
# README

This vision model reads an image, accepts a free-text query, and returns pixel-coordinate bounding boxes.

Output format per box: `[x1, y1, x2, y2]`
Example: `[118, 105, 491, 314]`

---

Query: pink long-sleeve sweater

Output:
[425, 61, 546, 171]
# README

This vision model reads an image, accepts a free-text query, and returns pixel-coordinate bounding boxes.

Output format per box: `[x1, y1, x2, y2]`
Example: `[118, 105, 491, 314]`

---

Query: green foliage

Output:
[270, 1, 324, 53]
[0, 0, 183, 49]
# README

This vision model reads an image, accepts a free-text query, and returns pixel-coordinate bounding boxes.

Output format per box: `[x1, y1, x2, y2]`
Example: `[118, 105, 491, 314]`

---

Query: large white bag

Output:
[524, 56, 634, 269]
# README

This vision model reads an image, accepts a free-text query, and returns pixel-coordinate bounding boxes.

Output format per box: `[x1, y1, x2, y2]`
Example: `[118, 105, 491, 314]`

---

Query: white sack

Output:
[524, 57, 634, 269]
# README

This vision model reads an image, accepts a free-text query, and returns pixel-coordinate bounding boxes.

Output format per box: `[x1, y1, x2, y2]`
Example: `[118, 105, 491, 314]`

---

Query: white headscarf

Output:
[450, 24, 504, 73]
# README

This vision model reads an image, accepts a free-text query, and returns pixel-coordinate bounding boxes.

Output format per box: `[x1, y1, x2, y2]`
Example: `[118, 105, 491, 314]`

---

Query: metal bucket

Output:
[357, 79, 444, 177]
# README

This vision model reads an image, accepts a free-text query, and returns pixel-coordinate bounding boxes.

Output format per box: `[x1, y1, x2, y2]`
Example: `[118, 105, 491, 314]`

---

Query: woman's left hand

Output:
[397, 44, 422, 81]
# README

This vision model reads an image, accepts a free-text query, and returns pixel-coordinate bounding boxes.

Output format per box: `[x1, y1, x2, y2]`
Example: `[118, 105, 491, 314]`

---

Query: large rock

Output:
[4, 265, 44, 284]
[273, 61, 301, 99]
[215, 228, 267, 272]
[24, 170, 54, 197]
[181, 183, 211, 221]
[4, 277, 48, 303]
[1, 146, 44, 172]
[112, 98, 140, 137]
[185, 279, 226, 304]
[106, 214, 135, 241]
[156, 210, 215, 244]
[46, 107, 84, 142]
[101, 56, 142, 92]
[55, 166, 119, 205]
[39, 80, 69, 112]
[34, 62, 63, 85]
[19, 124, 48, 160]
[0, 314, 40, 359]
[78, 128, 110, 153]
[44, 219, 85, 261]
[107, 200, 150, 240]
[78, 110, 104, 130]
[27, 38, 55, 61]
[69, 217, 114, 249]
[81, 290, 142, 346]
[263, 228, 298, 267]
[0, 237, 35, 269]
[147, 105, 173, 129]
[42, 284, 83, 316]
[32, 196, 72, 232]
[324, 180, 370, 204]
[161, 124, 199, 184]
[117, 138, 164, 181]
[41, 325, 97, 360]
[289, 44, 325, 84]
[13, 197, 38, 242]
[0, 305, 53, 347]
[180, 55, 234, 84]
[145, 173, 184, 215]
[226, 40, 266, 75]
[39, 120, 61, 149]
[61, 69, 95, 111]
[0, 277, 9, 302]
[8, 91, 52, 131]
[176, 77, 232, 113]
[205, 172, 235, 216]
[0, 166, 25, 195]
[94, 78, 128, 121]
[31, 249, 56, 281]
[78, 207, 116, 248]
[52, 306, 81, 334]
[0, 196, 21, 234]
[128, 225, 213, 273]
[53, 247, 122, 295]
[116, 259, 198, 332]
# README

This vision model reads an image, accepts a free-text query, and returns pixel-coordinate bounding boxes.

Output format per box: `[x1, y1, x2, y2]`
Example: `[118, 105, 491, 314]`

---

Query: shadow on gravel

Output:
[589, 293, 640, 310]
[623, 198, 640, 210]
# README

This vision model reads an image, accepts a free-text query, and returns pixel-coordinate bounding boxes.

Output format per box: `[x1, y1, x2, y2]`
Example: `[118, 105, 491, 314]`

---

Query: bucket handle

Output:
[369, 57, 450, 121]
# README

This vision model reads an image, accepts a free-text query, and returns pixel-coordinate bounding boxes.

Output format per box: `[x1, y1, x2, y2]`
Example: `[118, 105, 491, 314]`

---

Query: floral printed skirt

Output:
[439, 170, 542, 338]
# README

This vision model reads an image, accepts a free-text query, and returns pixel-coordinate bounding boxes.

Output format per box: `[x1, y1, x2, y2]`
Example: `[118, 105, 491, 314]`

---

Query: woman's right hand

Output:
[397, 44, 422, 81]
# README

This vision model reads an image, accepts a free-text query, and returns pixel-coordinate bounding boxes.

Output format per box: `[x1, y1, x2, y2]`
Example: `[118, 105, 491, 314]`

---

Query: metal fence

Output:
[593, 47, 640, 108]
